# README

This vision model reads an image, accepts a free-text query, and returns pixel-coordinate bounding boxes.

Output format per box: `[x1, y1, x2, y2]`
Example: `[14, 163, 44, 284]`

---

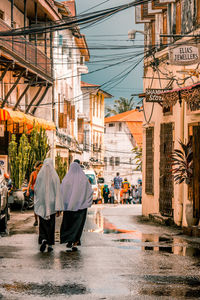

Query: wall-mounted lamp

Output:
[128, 29, 145, 41]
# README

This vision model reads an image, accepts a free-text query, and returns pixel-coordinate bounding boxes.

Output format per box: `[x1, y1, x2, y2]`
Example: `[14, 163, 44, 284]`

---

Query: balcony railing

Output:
[0, 19, 52, 78]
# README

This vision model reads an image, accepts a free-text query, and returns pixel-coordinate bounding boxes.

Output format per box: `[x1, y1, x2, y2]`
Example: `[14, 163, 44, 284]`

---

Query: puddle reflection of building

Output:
[94, 210, 104, 231]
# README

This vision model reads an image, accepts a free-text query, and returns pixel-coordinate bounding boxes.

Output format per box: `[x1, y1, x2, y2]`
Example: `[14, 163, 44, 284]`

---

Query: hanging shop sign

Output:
[169, 45, 200, 66]
[145, 89, 166, 103]
[0, 125, 4, 137]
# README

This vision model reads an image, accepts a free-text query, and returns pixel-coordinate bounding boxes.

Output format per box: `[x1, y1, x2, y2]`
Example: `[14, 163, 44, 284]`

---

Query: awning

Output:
[160, 82, 200, 108]
[0, 108, 55, 131]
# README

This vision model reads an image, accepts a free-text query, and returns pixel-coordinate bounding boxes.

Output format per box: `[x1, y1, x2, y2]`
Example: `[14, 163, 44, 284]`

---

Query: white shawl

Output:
[34, 158, 63, 219]
[61, 162, 93, 211]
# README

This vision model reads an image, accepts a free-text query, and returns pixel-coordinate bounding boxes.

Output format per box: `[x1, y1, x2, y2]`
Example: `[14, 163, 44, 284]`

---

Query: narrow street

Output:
[0, 205, 200, 299]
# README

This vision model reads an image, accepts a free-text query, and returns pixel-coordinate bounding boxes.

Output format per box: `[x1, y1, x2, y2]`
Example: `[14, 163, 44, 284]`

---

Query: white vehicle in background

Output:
[83, 169, 99, 204]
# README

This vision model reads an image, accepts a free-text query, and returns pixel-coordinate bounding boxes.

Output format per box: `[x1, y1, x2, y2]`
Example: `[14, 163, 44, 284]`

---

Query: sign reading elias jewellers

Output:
[170, 45, 200, 66]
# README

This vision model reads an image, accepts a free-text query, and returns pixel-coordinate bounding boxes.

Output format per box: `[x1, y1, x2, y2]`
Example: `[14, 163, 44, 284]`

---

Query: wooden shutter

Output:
[159, 123, 173, 216]
[59, 113, 64, 128]
[176, 0, 181, 35]
[163, 11, 167, 45]
[71, 105, 75, 120]
[63, 100, 68, 128]
[197, 0, 200, 24]
[193, 126, 200, 218]
[67, 102, 71, 117]
[151, 21, 155, 47]
[145, 127, 154, 194]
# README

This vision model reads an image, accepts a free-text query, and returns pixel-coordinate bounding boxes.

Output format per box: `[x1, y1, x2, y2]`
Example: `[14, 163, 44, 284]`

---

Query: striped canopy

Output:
[0, 109, 10, 121]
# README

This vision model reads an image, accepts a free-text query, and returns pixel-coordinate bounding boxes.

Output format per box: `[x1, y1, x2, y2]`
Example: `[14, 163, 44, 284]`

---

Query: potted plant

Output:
[26, 126, 50, 180]
[170, 139, 196, 226]
[8, 134, 31, 208]
[55, 153, 68, 182]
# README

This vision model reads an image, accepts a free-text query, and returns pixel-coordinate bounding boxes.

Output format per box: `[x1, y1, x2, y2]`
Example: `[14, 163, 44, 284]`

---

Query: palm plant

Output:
[170, 140, 193, 185]
[132, 146, 142, 171]
[105, 96, 135, 117]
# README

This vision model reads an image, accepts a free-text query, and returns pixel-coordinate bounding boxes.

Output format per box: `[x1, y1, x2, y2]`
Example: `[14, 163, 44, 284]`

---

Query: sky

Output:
[75, 0, 144, 107]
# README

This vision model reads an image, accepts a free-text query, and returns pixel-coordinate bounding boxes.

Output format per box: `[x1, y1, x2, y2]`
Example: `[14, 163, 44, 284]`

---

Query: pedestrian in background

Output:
[27, 161, 43, 226]
[138, 183, 142, 204]
[34, 158, 63, 253]
[60, 161, 93, 251]
[103, 184, 109, 204]
[109, 182, 115, 204]
[121, 178, 130, 204]
[113, 172, 122, 204]
[131, 185, 138, 204]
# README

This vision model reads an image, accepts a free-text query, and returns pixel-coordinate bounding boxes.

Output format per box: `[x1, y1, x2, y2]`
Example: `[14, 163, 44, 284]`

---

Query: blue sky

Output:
[75, 0, 144, 107]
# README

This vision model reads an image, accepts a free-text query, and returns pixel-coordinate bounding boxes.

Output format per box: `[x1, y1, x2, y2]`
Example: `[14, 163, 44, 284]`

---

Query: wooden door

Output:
[193, 126, 200, 218]
[159, 123, 174, 216]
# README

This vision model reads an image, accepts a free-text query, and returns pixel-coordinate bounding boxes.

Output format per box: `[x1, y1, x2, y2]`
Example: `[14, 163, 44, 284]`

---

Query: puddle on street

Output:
[93, 209, 200, 258]
[1, 282, 89, 296]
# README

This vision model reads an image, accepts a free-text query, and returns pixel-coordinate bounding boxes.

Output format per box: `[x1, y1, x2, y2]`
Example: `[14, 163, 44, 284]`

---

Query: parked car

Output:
[83, 169, 99, 204]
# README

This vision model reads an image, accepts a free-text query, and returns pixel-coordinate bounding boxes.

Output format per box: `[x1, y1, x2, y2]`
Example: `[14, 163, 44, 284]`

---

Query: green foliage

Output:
[105, 96, 135, 117]
[132, 146, 142, 171]
[55, 153, 68, 182]
[27, 126, 50, 179]
[171, 140, 193, 185]
[9, 134, 31, 189]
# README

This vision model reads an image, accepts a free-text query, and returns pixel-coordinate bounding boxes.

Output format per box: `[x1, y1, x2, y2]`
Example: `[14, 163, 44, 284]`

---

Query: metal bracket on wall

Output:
[25, 85, 43, 113]
[31, 85, 51, 115]
[1, 69, 25, 108]
[14, 76, 36, 110]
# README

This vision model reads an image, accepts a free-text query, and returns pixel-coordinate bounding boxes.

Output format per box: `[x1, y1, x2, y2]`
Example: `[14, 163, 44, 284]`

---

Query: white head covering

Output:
[34, 158, 63, 219]
[61, 162, 93, 211]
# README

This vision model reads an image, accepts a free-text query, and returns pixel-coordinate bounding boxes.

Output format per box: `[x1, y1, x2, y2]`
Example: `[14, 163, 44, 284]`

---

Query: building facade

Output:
[0, 0, 58, 172]
[81, 81, 112, 176]
[53, 1, 90, 168]
[104, 110, 143, 185]
[136, 0, 200, 227]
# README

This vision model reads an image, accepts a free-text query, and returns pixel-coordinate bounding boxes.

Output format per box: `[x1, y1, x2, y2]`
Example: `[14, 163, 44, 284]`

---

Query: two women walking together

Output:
[34, 159, 93, 253]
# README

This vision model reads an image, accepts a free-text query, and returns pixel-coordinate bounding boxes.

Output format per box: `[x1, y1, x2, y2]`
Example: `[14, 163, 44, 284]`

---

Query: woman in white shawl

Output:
[34, 158, 63, 253]
[60, 161, 93, 250]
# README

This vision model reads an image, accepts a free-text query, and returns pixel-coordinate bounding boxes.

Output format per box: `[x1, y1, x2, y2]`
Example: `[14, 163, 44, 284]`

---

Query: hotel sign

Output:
[170, 45, 200, 66]
[146, 89, 166, 103]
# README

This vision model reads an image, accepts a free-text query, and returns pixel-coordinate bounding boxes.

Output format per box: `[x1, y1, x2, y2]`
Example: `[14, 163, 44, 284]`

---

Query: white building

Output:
[81, 81, 112, 176]
[53, 1, 90, 166]
[104, 110, 143, 184]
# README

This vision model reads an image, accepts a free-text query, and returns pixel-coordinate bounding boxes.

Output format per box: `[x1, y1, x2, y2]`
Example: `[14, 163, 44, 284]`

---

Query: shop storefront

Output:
[0, 108, 55, 175]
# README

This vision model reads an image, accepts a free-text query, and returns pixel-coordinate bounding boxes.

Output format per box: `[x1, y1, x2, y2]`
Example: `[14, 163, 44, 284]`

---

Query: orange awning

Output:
[0, 108, 56, 131]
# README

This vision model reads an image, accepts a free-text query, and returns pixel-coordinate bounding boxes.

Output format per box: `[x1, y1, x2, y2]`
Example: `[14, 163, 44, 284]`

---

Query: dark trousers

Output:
[60, 209, 87, 244]
[39, 214, 55, 245]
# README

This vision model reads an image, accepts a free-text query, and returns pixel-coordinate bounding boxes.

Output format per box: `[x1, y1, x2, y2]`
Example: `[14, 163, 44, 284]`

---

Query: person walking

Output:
[109, 182, 115, 204]
[121, 178, 130, 204]
[137, 183, 142, 204]
[26, 161, 43, 226]
[34, 158, 63, 253]
[60, 161, 93, 251]
[113, 172, 122, 204]
[103, 184, 109, 204]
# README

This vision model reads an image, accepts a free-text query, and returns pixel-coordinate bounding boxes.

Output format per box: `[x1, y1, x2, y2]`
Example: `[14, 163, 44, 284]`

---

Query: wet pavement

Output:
[0, 205, 200, 299]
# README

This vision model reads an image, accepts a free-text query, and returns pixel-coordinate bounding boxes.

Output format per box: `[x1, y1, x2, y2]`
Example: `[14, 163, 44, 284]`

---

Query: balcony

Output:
[0, 19, 52, 81]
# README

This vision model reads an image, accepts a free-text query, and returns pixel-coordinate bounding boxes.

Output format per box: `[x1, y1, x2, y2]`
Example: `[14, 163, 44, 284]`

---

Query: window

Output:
[115, 157, 120, 166]
[109, 157, 114, 166]
[58, 34, 63, 46]
[145, 127, 154, 195]
[104, 157, 107, 165]
[109, 123, 114, 127]
[176, 0, 181, 35]
[151, 20, 155, 47]
[162, 11, 168, 45]
[119, 122, 122, 131]
[197, 0, 200, 25]
[0, 10, 4, 20]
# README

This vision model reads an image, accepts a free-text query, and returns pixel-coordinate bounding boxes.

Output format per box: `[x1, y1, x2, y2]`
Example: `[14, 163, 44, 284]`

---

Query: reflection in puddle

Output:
[1, 282, 89, 296]
[93, 209, 200, 258]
